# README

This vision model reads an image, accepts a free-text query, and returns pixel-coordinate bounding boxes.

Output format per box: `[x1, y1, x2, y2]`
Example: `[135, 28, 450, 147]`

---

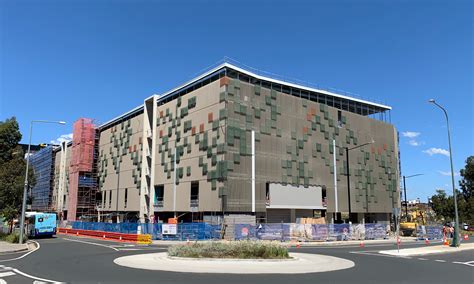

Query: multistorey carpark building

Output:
[36, 62, 400, 224]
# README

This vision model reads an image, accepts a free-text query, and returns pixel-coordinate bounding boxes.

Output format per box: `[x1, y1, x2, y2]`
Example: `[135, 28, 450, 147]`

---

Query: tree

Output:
[430, 189, 454, 222]
[0, 117, 22, 163]
[430, 156, 474, 225]
[459, 156, 474, 224]
[0, 117, 35, 232]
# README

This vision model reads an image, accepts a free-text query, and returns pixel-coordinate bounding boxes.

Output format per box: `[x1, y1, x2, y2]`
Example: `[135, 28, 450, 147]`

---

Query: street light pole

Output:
[402, 174, 423, 222]
[429, 99, 460, 247]
[19, 120, 66, 244]
[345, 140, 374, 223]
[403, 176, 407, 221]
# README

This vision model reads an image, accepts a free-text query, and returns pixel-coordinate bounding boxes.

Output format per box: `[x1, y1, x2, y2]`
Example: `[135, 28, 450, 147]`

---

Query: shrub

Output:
[0, 233, 25, 243]
[168, 241, 290, 259]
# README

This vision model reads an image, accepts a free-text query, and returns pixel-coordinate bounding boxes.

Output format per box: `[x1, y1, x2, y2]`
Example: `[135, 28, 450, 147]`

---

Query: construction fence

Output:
[62, 221, 390, 241]
[64, 222, 221, 241]
[234, 223, 389, 241]
[415, 225, 443, 240]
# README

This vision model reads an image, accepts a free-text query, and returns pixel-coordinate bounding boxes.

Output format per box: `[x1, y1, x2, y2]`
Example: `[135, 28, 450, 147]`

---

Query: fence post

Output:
[281, 221, 284, 242]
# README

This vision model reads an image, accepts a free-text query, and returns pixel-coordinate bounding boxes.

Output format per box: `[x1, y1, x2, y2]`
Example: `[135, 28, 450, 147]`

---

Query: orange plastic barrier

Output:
[58, 228, 151, 244]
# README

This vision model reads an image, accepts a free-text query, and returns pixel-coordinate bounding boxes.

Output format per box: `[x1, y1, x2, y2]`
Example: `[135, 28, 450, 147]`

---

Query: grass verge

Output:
[168, 241, 290, 259]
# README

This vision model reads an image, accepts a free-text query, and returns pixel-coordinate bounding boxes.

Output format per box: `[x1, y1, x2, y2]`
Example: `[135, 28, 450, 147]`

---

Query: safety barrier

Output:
[58, 228, 152, 244]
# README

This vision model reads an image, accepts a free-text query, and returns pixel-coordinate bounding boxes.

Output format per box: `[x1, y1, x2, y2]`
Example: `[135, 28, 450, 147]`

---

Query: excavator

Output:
[400, 210, 426, 236]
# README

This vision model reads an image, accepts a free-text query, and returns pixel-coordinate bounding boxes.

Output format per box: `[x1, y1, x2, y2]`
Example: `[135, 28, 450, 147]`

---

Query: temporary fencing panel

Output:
[71, 222, 139, 234]
[68, 222, 220, 241]
[64, 221, 388, 241]
[235, 223, 388, 241]
[416, 225, 443, 240]
[142, 223, 221, 240]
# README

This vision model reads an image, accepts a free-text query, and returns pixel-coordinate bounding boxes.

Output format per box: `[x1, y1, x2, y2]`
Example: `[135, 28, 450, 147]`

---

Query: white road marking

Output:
[0, 272, 15, 278]
[118, 247, 166, 251]
[349, 251, 412, 259]
[10, 267, 63, 283]
[303, 241, 443, 249]
[0, 241, 40, 263]
[1, 263, 61, 283]
[435, 260, 446, 263]
[0, 279, 7, 284]
[417, 258, 428, 260]
[453, 260, 474, 267]
[117, 248, 142, 251]
[63, 238, 119, 251]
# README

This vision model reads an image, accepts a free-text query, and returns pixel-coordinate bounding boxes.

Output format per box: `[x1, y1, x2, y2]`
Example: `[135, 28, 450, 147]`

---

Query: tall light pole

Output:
[345, 140, 374, 222]
[402, 174, 423, 221]
[428, 99, 460, 247]
[19, 120, 66, 244]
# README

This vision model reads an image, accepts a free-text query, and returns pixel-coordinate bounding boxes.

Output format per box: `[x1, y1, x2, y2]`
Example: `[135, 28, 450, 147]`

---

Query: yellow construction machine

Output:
[400, 210, 426, 236]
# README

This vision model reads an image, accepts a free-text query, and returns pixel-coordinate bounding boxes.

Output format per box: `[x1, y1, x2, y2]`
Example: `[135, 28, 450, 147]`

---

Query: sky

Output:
[1, 0, 472, 201]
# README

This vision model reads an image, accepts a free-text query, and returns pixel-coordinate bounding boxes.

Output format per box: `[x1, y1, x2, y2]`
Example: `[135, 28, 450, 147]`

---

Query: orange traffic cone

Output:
[443, 239, 449, 246]
[463, 234, 469, 241]
[296, 242, 301, 248]
[359, 241, 365, 248]
[424, 238, 430, 245]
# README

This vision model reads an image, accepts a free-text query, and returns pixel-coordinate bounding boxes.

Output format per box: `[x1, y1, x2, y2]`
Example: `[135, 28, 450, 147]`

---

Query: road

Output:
[0, 235, 472, 283]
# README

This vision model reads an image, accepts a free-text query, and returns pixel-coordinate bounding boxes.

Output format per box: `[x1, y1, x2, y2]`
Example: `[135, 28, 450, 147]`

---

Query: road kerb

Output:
[379, 242, 474, 256]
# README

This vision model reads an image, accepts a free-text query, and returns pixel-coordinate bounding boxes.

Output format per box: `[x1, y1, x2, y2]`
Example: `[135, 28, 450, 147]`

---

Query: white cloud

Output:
[438, 171, 460, 177]
[50, 133, 73, 145]
[402, 131, 420, 138]
[408, 140, 424, 146]
[423, 147, 450, 157]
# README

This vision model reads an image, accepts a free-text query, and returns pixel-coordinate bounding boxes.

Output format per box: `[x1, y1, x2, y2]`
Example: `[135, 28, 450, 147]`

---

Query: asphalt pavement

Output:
[0, 235, 471, 284]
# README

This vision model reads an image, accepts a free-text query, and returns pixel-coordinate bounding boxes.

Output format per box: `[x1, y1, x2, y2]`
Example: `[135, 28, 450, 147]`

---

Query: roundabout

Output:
[114, 252, 355, 274]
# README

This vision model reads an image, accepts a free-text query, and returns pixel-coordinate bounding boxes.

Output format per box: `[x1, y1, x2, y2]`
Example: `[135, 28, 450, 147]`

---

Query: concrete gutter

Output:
[151, 237, 420, 247]
[379, 242, 474, 256]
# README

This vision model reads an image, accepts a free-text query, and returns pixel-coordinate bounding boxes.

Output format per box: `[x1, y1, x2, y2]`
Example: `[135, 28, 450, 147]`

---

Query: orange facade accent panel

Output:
[199, 123, 204, 133]
[208, 112, 213, 123]
[383, 143, 387, 150]
[303, 126, 308, 134]
[191, 126, 196, 135]
[307, 113, 312, 121]
[159, 130, 163, 138]
[220, 76, 230, 87]
[160, 110, 164, 118]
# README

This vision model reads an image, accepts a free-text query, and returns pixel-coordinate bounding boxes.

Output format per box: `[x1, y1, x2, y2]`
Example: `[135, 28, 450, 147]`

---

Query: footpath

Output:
[0, 241, 35, 254]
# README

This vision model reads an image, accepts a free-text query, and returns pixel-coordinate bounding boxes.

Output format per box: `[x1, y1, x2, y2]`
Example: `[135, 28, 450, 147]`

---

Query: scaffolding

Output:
[67, 118, 99, 221]
[30, 146, 56, 211]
